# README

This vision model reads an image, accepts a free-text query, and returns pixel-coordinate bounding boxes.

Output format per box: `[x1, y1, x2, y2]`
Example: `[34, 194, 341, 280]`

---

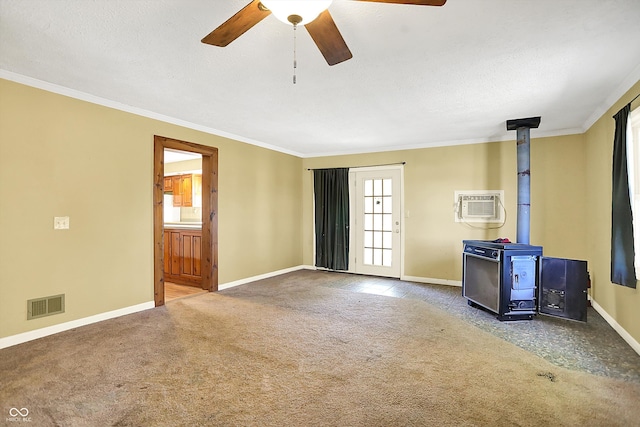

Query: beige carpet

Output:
[1, 271, 639, 426]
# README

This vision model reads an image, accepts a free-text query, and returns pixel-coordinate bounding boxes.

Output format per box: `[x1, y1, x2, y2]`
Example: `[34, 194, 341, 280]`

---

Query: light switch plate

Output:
[54, 216, 70, 230]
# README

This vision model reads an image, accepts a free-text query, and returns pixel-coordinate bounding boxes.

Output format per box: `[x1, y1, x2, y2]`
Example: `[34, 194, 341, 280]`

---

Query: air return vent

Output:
[27, 294, 65, 320]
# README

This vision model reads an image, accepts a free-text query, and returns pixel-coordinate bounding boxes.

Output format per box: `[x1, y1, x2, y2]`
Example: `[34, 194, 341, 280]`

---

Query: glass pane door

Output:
[350, 167, 402, 278]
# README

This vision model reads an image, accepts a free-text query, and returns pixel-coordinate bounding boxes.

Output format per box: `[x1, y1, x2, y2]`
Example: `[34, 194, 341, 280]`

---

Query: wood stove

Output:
[461, 117, 588, 322]
[462, 240, 588, 322]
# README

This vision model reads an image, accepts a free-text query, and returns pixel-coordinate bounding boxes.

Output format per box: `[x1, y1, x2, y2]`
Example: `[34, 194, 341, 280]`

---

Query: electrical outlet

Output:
[54, 216, 70, 230]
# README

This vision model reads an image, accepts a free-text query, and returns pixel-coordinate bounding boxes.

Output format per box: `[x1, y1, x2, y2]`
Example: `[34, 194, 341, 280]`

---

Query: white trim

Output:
[402, 275, 462, 287]
[590, 298, 640, 356]
[0, 265, 316, 349]
[0, 69, 601, 160]
[218, 265, 314, 290]
[3, 269, 636, 359]
[0, 301, 155, 350]
[0, 70, 304, 158]
[349, 165, 405, 173]
[301, 128, 583, 158]
[400, 168, 406, 279]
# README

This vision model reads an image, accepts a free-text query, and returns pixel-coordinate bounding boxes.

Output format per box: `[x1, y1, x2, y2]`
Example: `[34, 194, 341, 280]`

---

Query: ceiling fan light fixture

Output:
[261, 0, 333, 26]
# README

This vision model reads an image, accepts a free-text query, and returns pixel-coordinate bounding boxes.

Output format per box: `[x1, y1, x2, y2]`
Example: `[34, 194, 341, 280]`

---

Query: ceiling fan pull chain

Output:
[293, 24, 297, 84]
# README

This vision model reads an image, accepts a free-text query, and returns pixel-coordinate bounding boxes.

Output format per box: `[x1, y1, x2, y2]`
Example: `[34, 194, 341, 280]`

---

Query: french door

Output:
[349, 167, 403, 278]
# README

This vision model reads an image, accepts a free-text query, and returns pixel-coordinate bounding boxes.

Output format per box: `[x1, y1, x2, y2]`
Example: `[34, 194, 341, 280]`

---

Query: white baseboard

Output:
[7, 271, 635, 358]
[402, 275, 462, 287]
[0, 266, 315, 349]
[218, 265, 314, 290]
[0, 301, 155, 350]
[590, 298, 640, 356]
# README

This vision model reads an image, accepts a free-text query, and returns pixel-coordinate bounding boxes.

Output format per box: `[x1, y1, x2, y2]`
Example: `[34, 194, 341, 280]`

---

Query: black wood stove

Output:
[461, 117, 588, 322]
[462, 241, 588, 322]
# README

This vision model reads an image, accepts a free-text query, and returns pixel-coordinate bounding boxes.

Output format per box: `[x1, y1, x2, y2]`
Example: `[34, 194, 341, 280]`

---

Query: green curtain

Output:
[314, 168, 349, 270]
[611, 103, 636, 288]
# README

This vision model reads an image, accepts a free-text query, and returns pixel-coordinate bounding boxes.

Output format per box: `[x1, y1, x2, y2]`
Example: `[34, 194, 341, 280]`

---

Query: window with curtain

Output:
[611, 103, 638, 288]
[313, 168, 349, 271]
[628, 105, 640, 280]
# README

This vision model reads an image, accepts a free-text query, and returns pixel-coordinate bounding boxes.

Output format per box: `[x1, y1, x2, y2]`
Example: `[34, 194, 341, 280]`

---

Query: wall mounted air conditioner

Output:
[454, 190, 504, 223]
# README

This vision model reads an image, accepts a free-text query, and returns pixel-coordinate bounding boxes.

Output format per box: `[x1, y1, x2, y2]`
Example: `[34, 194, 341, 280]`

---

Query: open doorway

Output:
[163, 149, 204, 301]
[153, 136, 218, 307]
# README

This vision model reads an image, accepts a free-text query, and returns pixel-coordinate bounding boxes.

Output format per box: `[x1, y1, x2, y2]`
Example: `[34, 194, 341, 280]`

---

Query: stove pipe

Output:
[506, 116, 541, 245]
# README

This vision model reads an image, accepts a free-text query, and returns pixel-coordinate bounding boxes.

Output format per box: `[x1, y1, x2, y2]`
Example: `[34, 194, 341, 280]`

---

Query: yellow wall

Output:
[302, 82, 638, 346]
[0, 79, 302, 338]
[2, 75, 638, 349]
[585, 80, 640, 343]
[302, 133, 588, 281]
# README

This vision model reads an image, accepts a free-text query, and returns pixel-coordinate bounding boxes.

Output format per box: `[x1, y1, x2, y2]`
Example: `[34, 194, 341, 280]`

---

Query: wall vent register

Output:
[27, 294, 65, 320]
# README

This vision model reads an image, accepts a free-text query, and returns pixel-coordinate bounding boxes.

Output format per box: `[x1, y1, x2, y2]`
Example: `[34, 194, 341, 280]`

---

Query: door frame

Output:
[348, 163, 406, 278]
[153, 135, 218, 307]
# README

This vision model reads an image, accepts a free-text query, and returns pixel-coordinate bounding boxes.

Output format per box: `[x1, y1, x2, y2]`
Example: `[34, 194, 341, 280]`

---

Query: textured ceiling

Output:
[1, 0, 640, 157]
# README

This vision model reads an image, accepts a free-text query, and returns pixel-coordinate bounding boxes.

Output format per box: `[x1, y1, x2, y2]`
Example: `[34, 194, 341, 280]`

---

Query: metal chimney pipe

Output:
[506, 117, 541, 244]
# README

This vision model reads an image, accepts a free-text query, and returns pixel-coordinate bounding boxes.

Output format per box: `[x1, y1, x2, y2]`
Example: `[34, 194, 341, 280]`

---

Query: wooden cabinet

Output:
[164, 229, 181, 277]
[163, 176, 172, 191]
[164, 227, 202, 287]
[166, 173, 200, 207]
[192, 174, 202, 206]
[181, 174, 193, 207]
[172, 176, 183, 206]
[180, 230, 202, 280]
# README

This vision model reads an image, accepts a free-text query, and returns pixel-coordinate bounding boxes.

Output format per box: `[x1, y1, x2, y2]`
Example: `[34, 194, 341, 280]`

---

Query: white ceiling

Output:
[164, 149, 201, 164]
[1, 0, 640, 157]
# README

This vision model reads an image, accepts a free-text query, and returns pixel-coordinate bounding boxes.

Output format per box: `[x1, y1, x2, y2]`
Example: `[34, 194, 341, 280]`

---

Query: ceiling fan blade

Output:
[201, 0, 271, 47]
[353, 0, 446, 5]
[305, 10, 353, 66]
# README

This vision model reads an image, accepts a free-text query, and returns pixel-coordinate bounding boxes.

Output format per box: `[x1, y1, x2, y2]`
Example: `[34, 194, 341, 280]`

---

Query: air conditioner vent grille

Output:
[454, 190, 505, 223]
[467, 197, 496, 216]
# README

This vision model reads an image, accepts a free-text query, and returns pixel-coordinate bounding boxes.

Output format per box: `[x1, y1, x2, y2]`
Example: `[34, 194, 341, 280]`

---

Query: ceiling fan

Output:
[201, 0, 447, 66]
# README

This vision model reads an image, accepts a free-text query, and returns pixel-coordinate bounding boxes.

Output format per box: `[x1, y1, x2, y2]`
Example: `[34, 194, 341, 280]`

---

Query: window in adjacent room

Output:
[627, 105, 640, 276]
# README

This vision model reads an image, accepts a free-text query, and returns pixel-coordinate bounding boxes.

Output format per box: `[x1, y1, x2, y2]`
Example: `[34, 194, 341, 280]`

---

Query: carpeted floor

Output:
[1, 270, 639, 426]
[309, 271, 640, 382]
